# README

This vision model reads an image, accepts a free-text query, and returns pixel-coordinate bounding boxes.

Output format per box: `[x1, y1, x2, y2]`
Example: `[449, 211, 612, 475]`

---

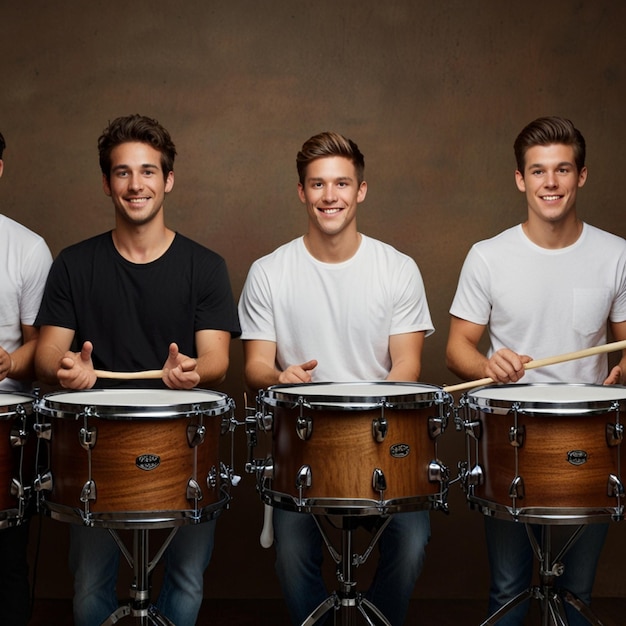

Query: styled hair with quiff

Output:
[296, 131, 365, 185]
[514, 116, 586, 173]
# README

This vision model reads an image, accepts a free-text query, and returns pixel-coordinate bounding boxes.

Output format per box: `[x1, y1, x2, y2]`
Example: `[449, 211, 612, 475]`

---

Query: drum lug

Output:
[80, 479, 97, 502]
[428, 416, 444, 440]
[509, 475, 525, 499]
[428, 460, 448, 484]
[464, 419, 482, 440]
[79, 426, 97, 450]
[262, 456, 274, 480]
[509, 425, 525, 448]
[372, 468, 387, 493]
[187, 424, 206, 447]
[34, 421, 52, 441]
[10, 424, 28, 448]
[296, 416, 313, 441]
[607, 473, 624, 498]
[372, 416, 388, 442]
[33, 471, 53, 493]
[295, 465, 312, 490]
[467, 464, 484, 487]
[10, 478, 25, 499]
[188, 477, 204, 501]
[606, 422, 623, 447]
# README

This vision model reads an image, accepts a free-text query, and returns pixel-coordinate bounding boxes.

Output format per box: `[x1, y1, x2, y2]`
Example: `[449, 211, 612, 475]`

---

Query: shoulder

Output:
[582, 223, 626, 250]
[172, 233, 227, 265]
[0, 214, 47, 246]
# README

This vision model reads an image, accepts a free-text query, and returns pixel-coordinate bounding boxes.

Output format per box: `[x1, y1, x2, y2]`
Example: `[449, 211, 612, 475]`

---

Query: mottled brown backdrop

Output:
[2, 0, 625, 608]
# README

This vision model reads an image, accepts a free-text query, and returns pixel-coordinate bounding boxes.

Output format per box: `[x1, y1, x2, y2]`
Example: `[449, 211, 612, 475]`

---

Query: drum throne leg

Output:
[479, 524, 606, 626]
[301, 515, 393, 626]
[101, 528, 177, 626]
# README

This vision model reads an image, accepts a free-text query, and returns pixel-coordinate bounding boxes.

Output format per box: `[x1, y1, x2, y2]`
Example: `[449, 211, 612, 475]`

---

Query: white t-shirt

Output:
[0, 214, 53, 391]
[239, 234, 434, 382]
[450, 223, 626, 384]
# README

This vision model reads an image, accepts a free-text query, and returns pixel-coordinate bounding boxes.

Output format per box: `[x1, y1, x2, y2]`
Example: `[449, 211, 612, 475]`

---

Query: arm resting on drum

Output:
[387, 331, 424, 382]
[445, 316, 531, 384]
[0, 325, 39, 382]
[34, 325, 77, 385]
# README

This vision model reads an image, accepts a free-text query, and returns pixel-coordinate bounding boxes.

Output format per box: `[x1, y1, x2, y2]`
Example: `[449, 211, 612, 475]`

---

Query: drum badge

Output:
[136, 454, 161, 471]
[567, 450, 588, 466]
[390, 443, 410, 458]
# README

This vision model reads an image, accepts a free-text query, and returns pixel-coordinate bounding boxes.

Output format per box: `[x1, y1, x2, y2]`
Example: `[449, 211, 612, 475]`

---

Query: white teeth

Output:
[542, 195, 560, 201]
[320, 208, 341, 214]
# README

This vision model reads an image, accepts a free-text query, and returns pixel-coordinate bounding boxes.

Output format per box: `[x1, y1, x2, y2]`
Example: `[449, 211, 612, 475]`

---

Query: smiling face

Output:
[103, 141, 174, 227]
[515, 143, 587, 227]
[298, 155, 367, 240]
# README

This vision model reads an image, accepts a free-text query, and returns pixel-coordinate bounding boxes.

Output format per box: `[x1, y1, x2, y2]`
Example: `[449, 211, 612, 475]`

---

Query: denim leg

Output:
[0, 522, 31, 626]
[484, 516, 534, 625]
[69, 525, 120, 626]
[156, 519, 216, 626]
[366, 511, 430, 626]
[557, 523, 608, 626]
[273, 509, 327, 625]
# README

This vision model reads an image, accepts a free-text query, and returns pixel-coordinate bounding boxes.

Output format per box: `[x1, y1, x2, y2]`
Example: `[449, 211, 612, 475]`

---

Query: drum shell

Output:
[48, 415, 221, 515]
[36, 388, 232, 527]
[257, 382, 449, 514]
[272, 405, 438, 502]
[463, 383, 626, 522]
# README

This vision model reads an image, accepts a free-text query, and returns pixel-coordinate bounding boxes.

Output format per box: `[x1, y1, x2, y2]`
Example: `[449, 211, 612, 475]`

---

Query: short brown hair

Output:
[296, 131, 365, 185]
[98, 114, 177, 181]
[514, 116, 586, 173]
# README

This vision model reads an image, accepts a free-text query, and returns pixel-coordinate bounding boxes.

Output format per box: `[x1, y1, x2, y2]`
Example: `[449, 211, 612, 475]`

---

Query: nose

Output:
[322, 184, 337, 203]
[544, 172, 558, 188]
[128, 172, 144, 191]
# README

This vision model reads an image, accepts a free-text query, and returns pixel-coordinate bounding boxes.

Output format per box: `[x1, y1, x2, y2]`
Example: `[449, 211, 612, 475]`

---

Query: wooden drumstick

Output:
[260, 503, 274, 548]
[443, 339, 626, 394]
[94, 369, 163, 380]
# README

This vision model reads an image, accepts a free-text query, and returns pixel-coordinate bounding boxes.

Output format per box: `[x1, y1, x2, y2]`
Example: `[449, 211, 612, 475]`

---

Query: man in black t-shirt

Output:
[35, 114, 241, 626]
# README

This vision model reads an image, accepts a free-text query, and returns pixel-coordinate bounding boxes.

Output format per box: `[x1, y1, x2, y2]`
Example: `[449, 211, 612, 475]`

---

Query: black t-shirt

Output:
[36, 232, 241, 381]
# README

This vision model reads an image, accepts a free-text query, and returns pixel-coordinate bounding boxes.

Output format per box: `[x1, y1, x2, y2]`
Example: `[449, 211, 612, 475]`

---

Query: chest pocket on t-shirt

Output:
[572, 288, 611, 336]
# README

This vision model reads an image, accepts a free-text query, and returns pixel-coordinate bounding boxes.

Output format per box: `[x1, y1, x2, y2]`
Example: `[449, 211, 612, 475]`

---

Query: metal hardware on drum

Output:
[246, 382, 452, 517]
[459, 383, 626, 524]
[0, 392, 36, 529]
[479, 524, 606, 626]
[33, 388, 239, 529]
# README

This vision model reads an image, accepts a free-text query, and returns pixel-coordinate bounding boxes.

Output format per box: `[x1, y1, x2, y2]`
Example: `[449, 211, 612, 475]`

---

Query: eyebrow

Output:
[527, 161, 575, 169]
[307, 175, 354, 183]
[111, 163, 160, 172]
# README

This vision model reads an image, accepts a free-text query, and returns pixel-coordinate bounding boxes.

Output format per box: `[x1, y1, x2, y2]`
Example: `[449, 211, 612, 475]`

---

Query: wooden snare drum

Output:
[0, 391, 35, 528]
[35, 388, 234, 528]
[251, 382, 451, 515]
[461, 383, 626, 524]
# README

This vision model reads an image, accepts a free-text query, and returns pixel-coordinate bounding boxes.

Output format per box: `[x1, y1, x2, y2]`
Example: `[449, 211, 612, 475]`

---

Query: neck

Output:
[303, 230, 362, 263]
[112, 220, 175, 263]
[522, 215, 583, 249]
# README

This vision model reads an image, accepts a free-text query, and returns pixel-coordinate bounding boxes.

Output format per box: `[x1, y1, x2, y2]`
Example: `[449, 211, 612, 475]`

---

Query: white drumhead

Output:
[271, 382, 439, 398]
[468, 383, 626, 404]
[0, 392, 34, 407]
[46, 388, 224, 407]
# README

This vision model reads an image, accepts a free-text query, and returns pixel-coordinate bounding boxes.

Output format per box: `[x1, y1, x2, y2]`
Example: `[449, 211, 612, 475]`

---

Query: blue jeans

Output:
[273, 509, 430, 626]
[484, 517, 608, 625]
[69, 520, 216, 626]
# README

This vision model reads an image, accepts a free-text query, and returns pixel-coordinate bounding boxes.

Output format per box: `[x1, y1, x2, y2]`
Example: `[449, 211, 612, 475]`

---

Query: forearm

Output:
[34, 344, 65, 385]
[4, 339, 37, 381]
[244, 360, 281, 392]
[445, 340, 490, 382]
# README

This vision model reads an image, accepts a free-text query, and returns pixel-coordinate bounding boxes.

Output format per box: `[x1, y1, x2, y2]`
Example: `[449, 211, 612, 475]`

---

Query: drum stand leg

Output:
[301, 515, 393, 626]
[479, 524, 606, 626]
[101, 528, 178, 626]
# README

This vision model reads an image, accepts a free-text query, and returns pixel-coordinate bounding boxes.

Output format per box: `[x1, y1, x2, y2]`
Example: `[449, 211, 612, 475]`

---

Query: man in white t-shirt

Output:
[239, 131, 434, 625]
[0, 131, 53, 626]
[446, 116, 626, 625]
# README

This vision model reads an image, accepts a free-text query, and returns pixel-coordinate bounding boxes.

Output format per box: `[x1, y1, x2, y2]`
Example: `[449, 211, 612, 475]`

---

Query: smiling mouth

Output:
[318, 207, 342, 214]
[541, 195, 562, 201]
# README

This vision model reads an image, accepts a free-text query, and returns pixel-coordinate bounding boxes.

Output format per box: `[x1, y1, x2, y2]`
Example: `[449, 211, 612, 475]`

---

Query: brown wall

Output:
[2, 0, 626, 604]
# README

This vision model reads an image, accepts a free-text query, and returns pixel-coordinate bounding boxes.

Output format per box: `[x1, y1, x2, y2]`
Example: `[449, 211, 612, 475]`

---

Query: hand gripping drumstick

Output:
[260, 503, 274, 548]
[94, 369, 163, 380]
[443, 339, 626, 394]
